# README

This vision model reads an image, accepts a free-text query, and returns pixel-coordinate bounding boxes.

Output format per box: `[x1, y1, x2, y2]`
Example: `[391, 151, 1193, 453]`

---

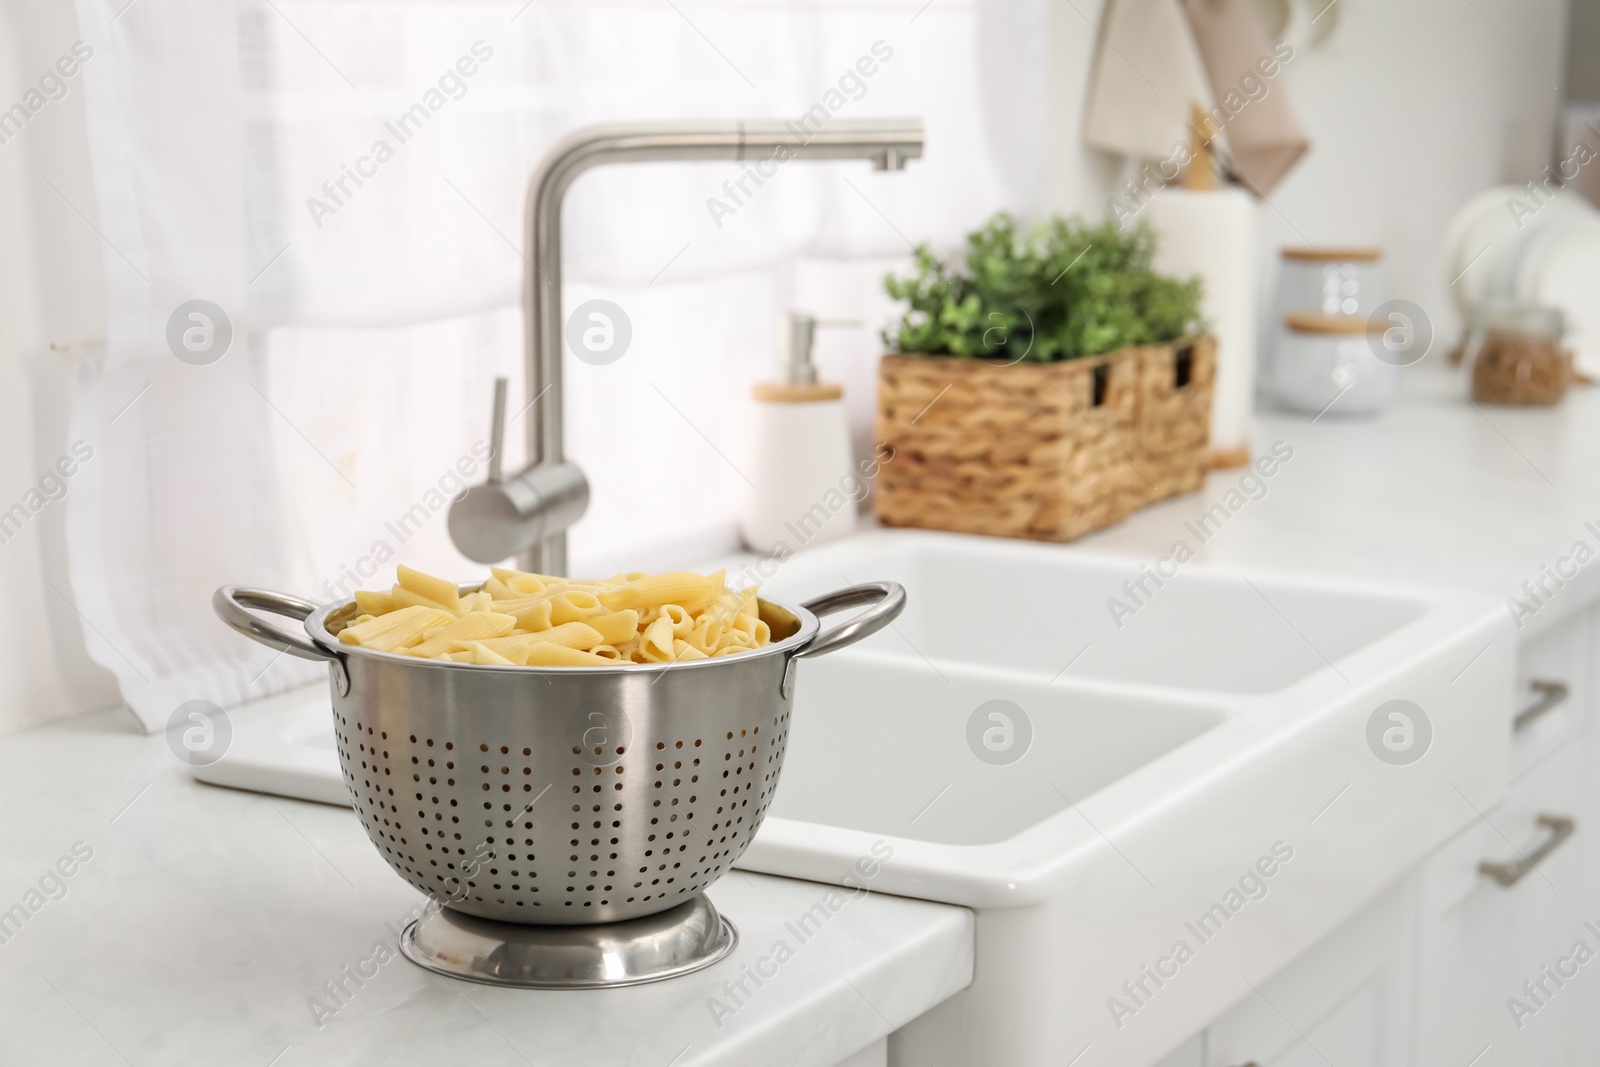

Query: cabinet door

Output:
[1579, 606, 1600, 1064]
[1413, 738, 1586, 1066]
[1203, 973, 1394, 1067]
[1203, 879, 1416, 1067]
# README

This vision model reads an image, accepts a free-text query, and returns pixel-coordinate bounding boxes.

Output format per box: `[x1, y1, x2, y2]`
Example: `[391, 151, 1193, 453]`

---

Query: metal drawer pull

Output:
[1480, 814, 1576, 887]
[1513, 679, 1570, 732]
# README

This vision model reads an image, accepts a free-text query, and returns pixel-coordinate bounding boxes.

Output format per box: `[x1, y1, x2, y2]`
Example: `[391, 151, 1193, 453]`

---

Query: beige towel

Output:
[1180, 0, 1310, 195]
[1082, 0, 1214, 162]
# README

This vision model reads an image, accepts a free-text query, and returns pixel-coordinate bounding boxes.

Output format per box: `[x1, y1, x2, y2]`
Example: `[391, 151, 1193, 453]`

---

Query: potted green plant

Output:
[875, 213, 1214, 542]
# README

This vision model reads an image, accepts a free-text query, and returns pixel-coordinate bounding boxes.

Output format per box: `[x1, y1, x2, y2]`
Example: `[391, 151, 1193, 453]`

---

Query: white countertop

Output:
[0, 711, 973, 1067]
[1073, 365, 1600, 641]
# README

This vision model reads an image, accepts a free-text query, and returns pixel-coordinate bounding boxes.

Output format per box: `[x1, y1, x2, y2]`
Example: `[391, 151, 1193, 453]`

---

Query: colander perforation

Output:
[330, 701, 794, 924]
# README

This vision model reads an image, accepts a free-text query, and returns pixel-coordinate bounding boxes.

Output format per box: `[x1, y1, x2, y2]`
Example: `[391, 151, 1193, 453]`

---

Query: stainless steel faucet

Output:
[448, 118, 925, 575]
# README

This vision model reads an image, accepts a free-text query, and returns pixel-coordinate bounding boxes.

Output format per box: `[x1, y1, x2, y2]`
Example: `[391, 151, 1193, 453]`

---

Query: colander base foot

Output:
[399, 893, 738, 989]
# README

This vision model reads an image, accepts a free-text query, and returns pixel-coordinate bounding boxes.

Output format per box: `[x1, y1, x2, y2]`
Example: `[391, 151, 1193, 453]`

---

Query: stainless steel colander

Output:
[214, 580, 903, 927]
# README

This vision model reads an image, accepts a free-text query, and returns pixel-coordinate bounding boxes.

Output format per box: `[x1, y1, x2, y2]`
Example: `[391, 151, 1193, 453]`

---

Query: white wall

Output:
[0, 0, 1572, 736]
[1249, 0, 1568, 333]
[1040, 0, 1569, 340]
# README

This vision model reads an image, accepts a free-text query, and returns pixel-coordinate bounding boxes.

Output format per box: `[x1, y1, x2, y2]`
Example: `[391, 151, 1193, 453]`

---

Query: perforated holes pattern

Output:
[332, 707, 791, 925]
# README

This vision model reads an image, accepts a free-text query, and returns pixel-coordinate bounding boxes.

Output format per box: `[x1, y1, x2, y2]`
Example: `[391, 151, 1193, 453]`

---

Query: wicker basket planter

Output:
[874, 337, 1216, 542]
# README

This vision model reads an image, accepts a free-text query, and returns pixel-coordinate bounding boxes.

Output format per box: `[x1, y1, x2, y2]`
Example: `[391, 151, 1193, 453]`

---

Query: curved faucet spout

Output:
[449, 118, 925, 574]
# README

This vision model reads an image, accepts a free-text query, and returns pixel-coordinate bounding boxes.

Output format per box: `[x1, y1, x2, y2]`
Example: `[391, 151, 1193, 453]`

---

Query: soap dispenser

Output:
[739, 313, 858, 556]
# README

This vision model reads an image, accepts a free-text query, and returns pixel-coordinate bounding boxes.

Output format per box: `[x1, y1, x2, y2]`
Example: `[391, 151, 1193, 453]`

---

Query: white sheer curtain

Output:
[66, 0, 1047, 729]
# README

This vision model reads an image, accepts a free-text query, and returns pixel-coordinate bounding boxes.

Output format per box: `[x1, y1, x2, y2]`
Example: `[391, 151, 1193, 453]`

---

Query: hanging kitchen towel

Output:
[1180, 0, 1309, 195]
[1083, 0, 1214, 161]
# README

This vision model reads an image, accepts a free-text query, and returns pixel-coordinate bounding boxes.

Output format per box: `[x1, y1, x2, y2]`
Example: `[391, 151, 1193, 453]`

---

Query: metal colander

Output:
[215, 580, 904, 926]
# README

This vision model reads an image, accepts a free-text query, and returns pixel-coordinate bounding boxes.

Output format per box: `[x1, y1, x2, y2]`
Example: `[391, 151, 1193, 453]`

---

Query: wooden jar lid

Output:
[1280, 247, 1382, 263]
[1283, 312, 1386, 335]
[751, 381, 843, 403]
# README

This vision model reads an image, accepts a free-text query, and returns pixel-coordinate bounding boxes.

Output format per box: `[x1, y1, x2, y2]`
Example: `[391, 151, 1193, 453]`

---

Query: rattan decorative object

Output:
[875, 337, 1215, 542]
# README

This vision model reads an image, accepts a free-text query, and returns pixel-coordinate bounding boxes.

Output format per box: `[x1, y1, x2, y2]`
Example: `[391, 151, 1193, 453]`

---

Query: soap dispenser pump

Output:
[739, 312, 858, 556]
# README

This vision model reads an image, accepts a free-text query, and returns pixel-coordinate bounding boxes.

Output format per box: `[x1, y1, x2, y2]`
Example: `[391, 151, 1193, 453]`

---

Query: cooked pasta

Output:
[336, 564, 771, 666]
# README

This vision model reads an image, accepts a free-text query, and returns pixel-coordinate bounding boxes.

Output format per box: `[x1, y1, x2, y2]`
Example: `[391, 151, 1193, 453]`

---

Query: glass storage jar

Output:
[1272, 312, 1396, 416]
[1275, 247, 1384, 319]
[1463, 304, 1569, 406]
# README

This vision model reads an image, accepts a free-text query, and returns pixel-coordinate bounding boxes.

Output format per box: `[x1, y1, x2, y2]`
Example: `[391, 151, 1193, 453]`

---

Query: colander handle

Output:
[213, 586, 343, 665]
[794, 580, 906, 662]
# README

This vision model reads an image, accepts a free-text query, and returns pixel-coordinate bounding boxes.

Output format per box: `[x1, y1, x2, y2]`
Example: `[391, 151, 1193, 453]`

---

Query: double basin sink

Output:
[745, 528, 1513, 1066]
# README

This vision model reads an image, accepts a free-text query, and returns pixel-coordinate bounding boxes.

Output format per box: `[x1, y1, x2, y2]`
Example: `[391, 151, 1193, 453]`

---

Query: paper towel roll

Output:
[1146, 187, 1257, 457]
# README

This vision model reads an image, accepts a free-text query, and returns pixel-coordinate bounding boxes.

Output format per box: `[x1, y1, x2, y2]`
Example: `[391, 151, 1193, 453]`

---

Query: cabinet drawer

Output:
[1413, 738, 1586, 1066]
[1511, 615, 1588, 779]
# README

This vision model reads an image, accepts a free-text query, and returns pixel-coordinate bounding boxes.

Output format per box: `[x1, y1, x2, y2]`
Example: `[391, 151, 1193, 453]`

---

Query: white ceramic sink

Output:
[807, 532, 1425, 696]
[737, 528, 1515, 1067]
[773, 652, 1229, 846]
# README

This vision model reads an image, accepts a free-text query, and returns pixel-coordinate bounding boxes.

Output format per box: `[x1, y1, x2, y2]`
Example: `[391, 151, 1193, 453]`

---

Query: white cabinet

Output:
[1579, 605, 1600, 1066]
[1156, 611, 1597, 1067]
[1159, 610, 1597, 1067]
[1412, 736, 1587, 1066]
[1189, 738, 1587, 1067]
[1511, 615, 1589, 778]
[1201, 880, 1416, 1067]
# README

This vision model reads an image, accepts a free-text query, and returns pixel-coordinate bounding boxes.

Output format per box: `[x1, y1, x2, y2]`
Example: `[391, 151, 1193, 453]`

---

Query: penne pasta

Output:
[490, 566, 553, 594]
[687, 618, 722, 655]
[716, 628, 757, 653]
[464, 641, 516, 666]
[354, 590, 395, 616]
[732, 615, 771, 644]
[339, 604, 457, 650]
[499, 598, 555, 632]
[469, 636, 535, 662]
[457, 590, 494, 614]
[397, 564, 460, 611]
[638, 617, 676, 662]
[402, 611, 518, 658]
[343, 564, 773, 665]
[521, 621, 604, 650]
[600, 571, 718, 613]
[525, 643, 613, 667]
[590, 610, 640, 646]
[640, 603, 693, 637]
[547, 590, 605, 625]
[391, 584, 455, 614]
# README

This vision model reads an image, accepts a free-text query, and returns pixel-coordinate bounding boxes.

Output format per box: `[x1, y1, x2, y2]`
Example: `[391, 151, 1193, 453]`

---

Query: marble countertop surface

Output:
[1070, 366, 1600, 641]
[0, 711, 973, 1067]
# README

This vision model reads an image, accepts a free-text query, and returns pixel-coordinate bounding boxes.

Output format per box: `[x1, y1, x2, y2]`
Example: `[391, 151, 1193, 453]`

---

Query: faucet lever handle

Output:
[488, 376, 507, 484]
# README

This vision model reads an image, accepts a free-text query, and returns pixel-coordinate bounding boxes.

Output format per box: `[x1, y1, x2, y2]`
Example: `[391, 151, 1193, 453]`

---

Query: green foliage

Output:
[882, 213, 1204, 362]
